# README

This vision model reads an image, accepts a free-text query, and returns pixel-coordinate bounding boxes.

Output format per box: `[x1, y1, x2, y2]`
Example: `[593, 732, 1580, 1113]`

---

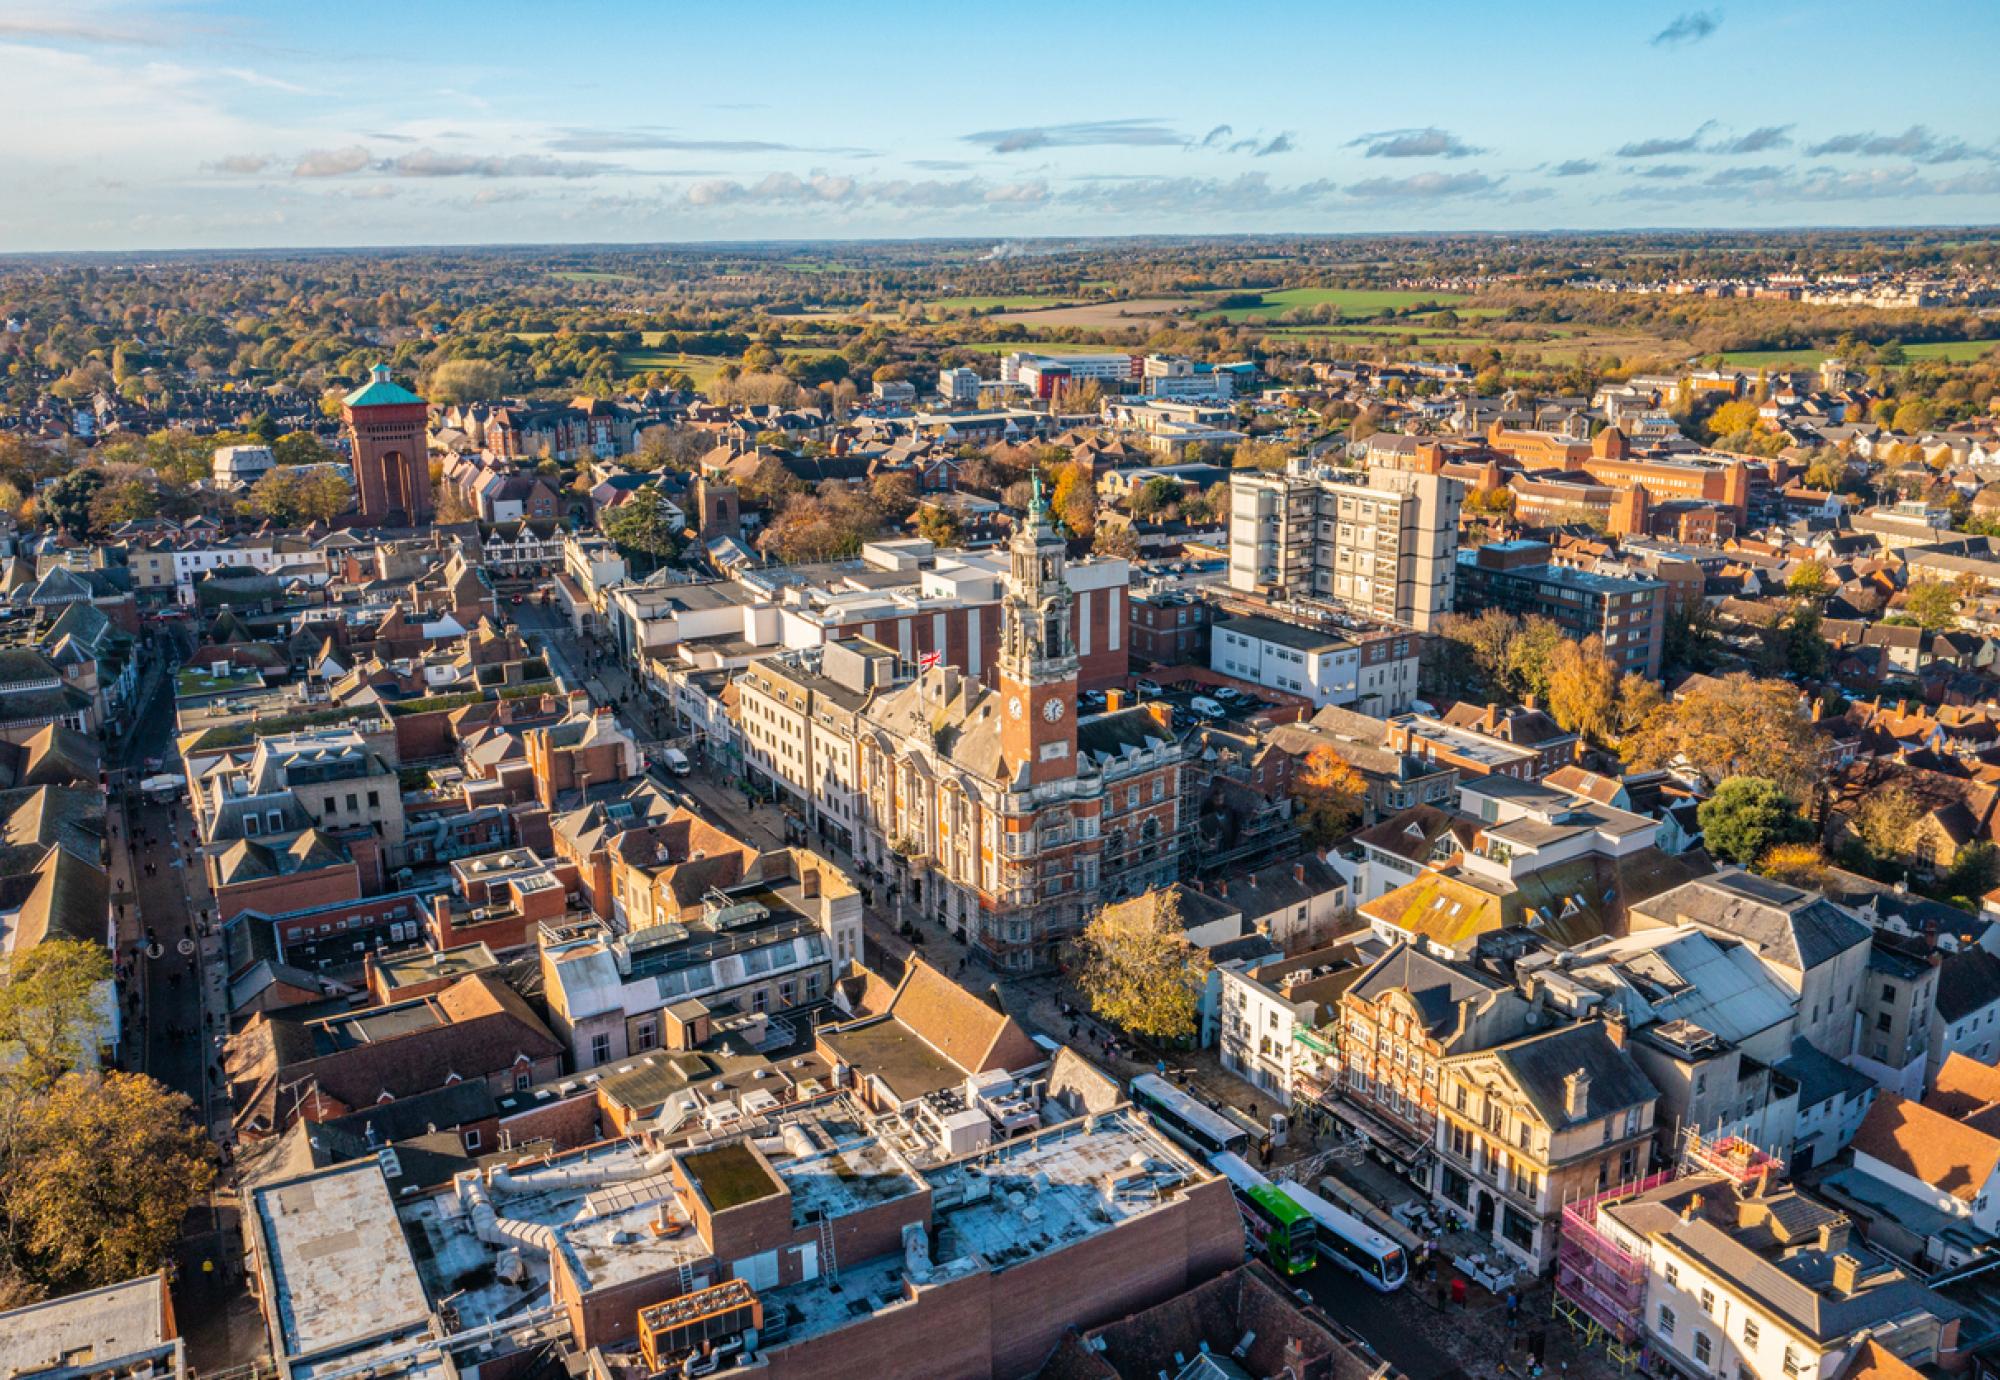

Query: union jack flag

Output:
[918, 650, 942, 670]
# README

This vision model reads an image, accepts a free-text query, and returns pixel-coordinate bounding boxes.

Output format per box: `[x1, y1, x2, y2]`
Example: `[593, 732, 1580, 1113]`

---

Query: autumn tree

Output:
[1698, 777, 1811, 866]
[0, 1071, 216, 1294]
[1231, 439, 1293, 471]
[1049, 460, 1097, 537]
[1070, 890, 1209, 1045]
[1852, 781, 1927, 871]
[1901, 579, 1960, 632]
[1707, 398, 1763, 442]
[1758, 842, 1831, 888]
[634, 424, 708, 473]
[1786, 561, 1832, 601]
[1294, 744, 1367, 846]
[1544, 636, 1620, 745]
[87, 478, 158, 528]
[1092, 523, 1141, 559]
[914, 506, 962, 547]
[1621, 673, 1818, 795]
[1615, 674, 1665, 740]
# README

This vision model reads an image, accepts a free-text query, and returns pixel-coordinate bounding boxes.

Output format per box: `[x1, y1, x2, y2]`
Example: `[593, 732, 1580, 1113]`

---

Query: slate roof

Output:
[1935, 949, 2000, 1023]
[1631, 870, 1870, 971]
[1482, 1020, 1657, 1129]
[1348, 941, 1505, 1036]
[1774, 1037, 1876, 1110]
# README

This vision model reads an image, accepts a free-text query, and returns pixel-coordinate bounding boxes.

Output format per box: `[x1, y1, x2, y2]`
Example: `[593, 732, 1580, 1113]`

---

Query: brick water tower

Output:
[342, 363, 432, 527]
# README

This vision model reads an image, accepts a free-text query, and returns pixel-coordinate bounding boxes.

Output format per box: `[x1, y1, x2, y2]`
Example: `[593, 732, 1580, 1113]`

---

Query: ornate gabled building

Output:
[854, 483, 1183, 970]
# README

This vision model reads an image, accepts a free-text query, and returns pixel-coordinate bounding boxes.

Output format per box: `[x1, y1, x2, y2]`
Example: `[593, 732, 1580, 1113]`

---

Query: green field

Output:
[615, 351, 729, 386]
[549, 270, 636, 283]
[1205, 287, 1471, 322]
[1720, 339, 2000, 368]
[927, 294, 1066, 312]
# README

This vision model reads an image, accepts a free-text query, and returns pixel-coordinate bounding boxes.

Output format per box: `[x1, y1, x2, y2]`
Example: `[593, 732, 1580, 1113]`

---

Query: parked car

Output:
[1135, 677, 1164, 697]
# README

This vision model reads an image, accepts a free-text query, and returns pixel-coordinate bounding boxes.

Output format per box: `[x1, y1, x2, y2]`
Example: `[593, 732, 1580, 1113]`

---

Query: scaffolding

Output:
[1551, 1130, 1784, 1371]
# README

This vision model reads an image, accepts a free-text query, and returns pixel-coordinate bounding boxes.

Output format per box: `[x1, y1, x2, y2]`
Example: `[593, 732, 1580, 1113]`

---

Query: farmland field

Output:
[1721, 340, 2000, 368]
[982, 297, 1197, 328]
[954, 340, 1142, 355]
[926, 294, 1067, 312]
[549, 270, 636, 283]
[1205, 287, 1471, 322]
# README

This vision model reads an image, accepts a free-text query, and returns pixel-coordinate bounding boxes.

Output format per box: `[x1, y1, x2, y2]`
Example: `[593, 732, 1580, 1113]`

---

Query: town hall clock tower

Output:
[998, 477, 1079, 786]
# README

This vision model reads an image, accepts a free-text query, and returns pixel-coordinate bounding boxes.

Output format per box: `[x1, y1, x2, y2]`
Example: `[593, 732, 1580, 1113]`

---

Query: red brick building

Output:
[342, 364, 432, 527]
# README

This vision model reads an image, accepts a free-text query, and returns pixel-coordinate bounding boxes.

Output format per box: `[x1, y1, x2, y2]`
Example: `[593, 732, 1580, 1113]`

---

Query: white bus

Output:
[1130, 1074, 1251, 1158]
[1276, 1179, 1407, 1292]
[1210, 1151, 1408, 1292]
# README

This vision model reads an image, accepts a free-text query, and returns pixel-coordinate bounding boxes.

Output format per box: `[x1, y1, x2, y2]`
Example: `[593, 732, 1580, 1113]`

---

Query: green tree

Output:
[271, 430, 337, 468]
[292, 467, 353, 525]
[1503, 616, 1568, 701]
[602, 488, 681, 566]
[1698, 776, 1811, 866]
[1129, 476, 1183, 519]
[0, 940, 112, 1092]
[1071, 890, 1209, 1044]
[39, 469, 104, 538]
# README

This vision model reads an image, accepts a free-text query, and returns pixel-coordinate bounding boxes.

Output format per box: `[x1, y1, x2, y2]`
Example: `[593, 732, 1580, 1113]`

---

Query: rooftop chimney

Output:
[800, 867, 821, 900]
[1564, 1068, 1591, 1119]
[1832, 1252, 1862, 1296]
[1105, 688, 1126, 713]
[1820, 1219, 1851, 1254]
[1294, 863, 1306, 886]
[1605, 1011, 1628, 1048]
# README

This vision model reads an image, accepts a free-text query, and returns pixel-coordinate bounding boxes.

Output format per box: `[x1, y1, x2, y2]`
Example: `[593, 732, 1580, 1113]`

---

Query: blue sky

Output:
[2, 0, 1997, 251]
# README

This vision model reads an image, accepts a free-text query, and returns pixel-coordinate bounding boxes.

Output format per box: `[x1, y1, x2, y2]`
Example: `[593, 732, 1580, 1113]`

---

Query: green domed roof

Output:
[342, 363, 425, 408]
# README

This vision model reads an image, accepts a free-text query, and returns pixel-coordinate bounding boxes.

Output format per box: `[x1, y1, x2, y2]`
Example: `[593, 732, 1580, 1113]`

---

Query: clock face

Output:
[1008, 696, 1023, 720]
[1043, 697, 1066, 722]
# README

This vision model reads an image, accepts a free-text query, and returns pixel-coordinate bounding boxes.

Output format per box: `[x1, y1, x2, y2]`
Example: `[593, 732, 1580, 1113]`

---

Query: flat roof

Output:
[762, 1107, 1203, 1347]
[253, 1161, 430, 1360]
[1214, 613, 1348, 654]
[0, 1276, 172, 1378]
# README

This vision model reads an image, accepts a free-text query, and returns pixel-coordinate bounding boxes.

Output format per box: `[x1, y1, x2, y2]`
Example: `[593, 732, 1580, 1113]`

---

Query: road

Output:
[113, 629, 249, 1368]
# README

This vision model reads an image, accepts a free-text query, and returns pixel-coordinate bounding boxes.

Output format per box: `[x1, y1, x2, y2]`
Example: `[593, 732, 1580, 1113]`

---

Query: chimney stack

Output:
[1605, 1011, 1628, 1048]
[1820, 1219, 1852, 1254]
[1294, 863, 1306, 886]
[1832, 1253, 1862, 1296]
[1564, 1068, 1591, 1119]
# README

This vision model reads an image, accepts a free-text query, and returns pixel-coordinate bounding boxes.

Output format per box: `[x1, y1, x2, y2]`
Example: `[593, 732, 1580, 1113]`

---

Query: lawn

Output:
[1206, 286, 1470, 322]
[1720, 340, 2000, 369]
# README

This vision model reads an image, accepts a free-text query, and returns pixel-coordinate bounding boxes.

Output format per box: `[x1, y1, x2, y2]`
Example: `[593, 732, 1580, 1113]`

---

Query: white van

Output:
[661, 747, 692, 776]
[1189, 695, 1225, 718]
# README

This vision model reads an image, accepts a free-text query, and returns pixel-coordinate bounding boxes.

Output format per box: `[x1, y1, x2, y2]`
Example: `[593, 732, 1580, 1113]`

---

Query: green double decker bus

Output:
[1238, 1181, 1319, 1276]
